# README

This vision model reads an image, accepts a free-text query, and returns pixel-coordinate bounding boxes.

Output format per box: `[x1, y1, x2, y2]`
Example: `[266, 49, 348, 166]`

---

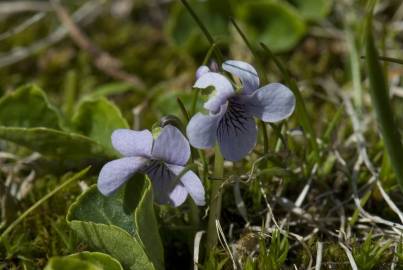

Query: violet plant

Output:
[95, 58, 296, 253]
[98, 125, 205, 206]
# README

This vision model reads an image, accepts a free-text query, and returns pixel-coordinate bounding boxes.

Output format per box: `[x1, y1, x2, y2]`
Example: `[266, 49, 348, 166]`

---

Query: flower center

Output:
[217, 98, 250, 138]
[143, 159, 164, 174]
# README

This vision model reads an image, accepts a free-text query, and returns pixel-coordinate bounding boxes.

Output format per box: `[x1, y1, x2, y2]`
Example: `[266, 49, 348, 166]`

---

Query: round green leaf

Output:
[237, 1, 307, 52]
[0, 84, 62, 129]
[292, 0, 332, 21]
[165, 0, 229, 53]
[72, 97, 129, 154]
[68, 221, 154, 270]
[67, 183, 136, 236]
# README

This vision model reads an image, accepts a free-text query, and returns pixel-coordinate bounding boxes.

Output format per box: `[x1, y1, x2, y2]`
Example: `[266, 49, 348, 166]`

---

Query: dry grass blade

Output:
[216, 220, 237, 269]
[315, 241, 323, 270]
[0, 1, 51, 14]
[50, 0, 145, 89]
[352, 160, 403, 231]
[193, 231, 205, 270]
[0, 12, 45, 41]
[339, 242, 358, 270]
[376, 181, 403, 223]
[295, 164, 318, 207]
[0, 0, 101, 68]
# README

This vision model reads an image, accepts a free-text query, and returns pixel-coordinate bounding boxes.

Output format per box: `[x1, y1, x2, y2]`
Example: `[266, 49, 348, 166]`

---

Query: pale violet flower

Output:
[187, 60, 296, 161]
[98, 125, 205, 207]
[196, 65, 210, 80]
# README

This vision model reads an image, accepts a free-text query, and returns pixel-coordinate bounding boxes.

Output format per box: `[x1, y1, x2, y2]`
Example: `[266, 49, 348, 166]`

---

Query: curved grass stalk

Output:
[180, 0, 224, 65]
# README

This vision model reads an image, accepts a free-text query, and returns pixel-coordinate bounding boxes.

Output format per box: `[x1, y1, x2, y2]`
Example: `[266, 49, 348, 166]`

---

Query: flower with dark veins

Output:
[187, 60, 296, 161]
[97, 125, 205, 207]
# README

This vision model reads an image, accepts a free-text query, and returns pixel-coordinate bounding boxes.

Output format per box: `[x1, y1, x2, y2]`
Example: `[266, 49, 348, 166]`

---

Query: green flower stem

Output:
[0, 166, 90, 242]
[365, 15, 403, 193]
[198, 149, 208, 181]
[206, 144, 224, 249]
[260, 120, 269, 154]
[190, 90, 200, 117]
[189, 197, 200, 230]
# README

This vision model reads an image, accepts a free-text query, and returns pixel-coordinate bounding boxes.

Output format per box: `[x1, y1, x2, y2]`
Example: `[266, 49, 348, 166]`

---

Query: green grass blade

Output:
[229, 18, 267, 84]
[365, 14, 403, 193]
[176, 97, 190, 123]
[180, 0, 224, 65]
[346, 29, 363, 112]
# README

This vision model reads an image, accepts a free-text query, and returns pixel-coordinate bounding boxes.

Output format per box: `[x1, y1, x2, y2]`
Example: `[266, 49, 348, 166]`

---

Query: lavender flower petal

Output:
[222, 60, 259, 95]
[111, 129, 153, 157]
[98, 156, 148, 196]
[242, 83, 295, 123]
[217, 101, 257, 161]
[194, 72, 234, 113]
[167, 164, 205, 206]
[152, 125, 190, 166]
[145, 161, 188, 206]
[186, 104, 227, 149]
[169, 185, 189, 207]
[195, 65, 210, 80]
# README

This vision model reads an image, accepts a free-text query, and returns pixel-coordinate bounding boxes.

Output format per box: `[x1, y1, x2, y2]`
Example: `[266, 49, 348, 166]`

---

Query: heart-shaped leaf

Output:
[237, 1, 307, 52]
[45, 252, 123, 270]
[292, 0, 332, 21]
[72, 97, 129, 154]
[0, 84, 62, 129]
[0, 85, 109, 160]
[67, 175, 164, 270]
[130, 176, 164, 270]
